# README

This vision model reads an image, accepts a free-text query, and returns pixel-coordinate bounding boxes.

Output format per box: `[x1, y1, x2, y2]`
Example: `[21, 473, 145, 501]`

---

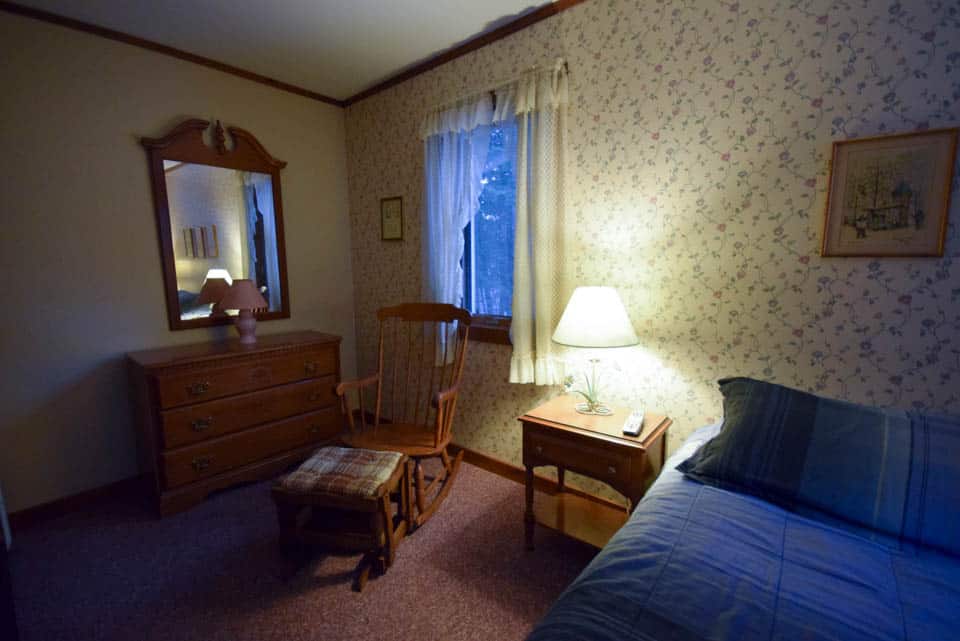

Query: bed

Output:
[527, 379, 960, 641]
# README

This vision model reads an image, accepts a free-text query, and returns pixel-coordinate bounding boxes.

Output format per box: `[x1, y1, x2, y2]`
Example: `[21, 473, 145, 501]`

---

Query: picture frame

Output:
[821, 127, 958, 257]
[380, 196, 403, 241]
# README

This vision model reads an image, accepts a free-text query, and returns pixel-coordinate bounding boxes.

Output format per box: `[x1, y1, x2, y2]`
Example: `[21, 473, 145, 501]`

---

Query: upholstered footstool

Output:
[271, 447, 410, 591]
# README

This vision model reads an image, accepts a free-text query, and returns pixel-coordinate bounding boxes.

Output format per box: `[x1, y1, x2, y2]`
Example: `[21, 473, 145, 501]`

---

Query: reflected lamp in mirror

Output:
[552, 286, 639, 416]
[220, 279, 268, 345]
[203, 268, 233, 285]
[196, 272, 231, 317]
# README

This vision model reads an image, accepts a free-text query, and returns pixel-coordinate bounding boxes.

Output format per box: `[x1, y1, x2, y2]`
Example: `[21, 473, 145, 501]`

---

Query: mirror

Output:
[142, 120, 290, 330]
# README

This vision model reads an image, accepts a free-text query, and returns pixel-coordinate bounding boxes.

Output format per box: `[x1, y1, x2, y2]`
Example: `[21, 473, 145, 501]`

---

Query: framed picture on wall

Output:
[381, 196, 403, 241]
[821, 127, 958, 257]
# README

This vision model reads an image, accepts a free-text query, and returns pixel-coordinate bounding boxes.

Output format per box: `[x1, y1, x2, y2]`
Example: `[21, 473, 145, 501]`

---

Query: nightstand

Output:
[519, 396, 672, 550]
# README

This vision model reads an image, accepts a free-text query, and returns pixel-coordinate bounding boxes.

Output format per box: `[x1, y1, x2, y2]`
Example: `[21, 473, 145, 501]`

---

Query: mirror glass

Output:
[142, 119, 290, 330]
[164, 162, 282, 321]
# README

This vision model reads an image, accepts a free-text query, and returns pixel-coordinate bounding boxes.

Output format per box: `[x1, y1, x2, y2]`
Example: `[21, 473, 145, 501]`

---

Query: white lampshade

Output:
[552, 286, 639, 348]
[204, 268, 233, 286]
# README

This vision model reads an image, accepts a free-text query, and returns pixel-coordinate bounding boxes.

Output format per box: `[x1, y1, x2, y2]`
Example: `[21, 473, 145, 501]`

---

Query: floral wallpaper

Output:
[345, 0, 960, 502]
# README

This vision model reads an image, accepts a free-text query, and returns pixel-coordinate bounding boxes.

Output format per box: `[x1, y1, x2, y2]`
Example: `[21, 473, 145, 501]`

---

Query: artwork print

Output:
[821, 129, 957, 257]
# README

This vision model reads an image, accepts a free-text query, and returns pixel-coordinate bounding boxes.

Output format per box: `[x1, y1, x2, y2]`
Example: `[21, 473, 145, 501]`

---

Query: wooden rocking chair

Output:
[337, 303, 470, 529]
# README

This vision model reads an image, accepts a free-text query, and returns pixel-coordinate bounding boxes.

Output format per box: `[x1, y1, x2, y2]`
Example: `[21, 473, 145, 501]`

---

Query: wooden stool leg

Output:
[353, 550, 377, 592]
[380, 495, 396, 568]
[274, 498, 303, 554]
[403, 459, 414, 532]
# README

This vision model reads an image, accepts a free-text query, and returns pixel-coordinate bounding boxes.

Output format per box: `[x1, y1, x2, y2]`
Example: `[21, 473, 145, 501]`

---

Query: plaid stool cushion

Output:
[280, 447, 404, 499]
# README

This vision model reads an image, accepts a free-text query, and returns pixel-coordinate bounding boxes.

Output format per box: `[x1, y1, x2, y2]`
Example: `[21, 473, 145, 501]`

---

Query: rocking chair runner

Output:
[337, 303, 470, 528]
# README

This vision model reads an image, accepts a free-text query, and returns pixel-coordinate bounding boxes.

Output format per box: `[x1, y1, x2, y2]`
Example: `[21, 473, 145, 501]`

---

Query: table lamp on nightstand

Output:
[552, 286, 638, 416]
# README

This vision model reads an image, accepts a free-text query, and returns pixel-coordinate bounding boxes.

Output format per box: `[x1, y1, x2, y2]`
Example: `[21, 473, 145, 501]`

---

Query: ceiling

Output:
[14, 0, 548, 101]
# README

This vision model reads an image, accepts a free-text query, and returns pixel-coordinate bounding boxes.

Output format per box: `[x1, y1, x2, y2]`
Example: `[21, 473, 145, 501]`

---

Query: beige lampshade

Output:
[552, 286, 639, 348]
[219, 279, 268, 311]
[196, 277, 230, 305]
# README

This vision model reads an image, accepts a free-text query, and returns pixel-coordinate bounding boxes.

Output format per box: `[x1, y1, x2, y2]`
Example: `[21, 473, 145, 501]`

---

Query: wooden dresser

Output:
[128, 330, 342, 515]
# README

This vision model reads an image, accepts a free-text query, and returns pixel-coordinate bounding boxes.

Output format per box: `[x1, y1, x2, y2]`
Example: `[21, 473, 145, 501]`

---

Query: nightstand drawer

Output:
[525, 428, 631, 484]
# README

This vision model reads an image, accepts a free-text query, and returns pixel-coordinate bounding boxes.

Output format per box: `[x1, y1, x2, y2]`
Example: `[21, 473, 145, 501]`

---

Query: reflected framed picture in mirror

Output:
[142, 119, 291, 330]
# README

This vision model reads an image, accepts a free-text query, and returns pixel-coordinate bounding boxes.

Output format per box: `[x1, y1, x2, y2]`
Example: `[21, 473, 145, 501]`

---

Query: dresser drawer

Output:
[525, 427, 632, 485]
[161, 407, 341, 488]
[160, 376, 338, 449]
[155, 346, 337, 409]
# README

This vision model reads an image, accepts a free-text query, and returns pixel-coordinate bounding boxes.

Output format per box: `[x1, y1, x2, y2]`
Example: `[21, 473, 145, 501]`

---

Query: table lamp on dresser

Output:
[219, 279, 268, 345]
[552, 286, 638, 416]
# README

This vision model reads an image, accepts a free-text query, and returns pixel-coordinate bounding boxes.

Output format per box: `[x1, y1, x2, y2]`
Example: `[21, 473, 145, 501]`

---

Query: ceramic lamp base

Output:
[234, 309, 258, 344]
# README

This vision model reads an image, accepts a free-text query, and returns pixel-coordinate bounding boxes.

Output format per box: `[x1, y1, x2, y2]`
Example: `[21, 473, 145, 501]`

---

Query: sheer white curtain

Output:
[421, 93, 497, 310]
[242, 172, 281, 311]
[508, 61, 569, 385]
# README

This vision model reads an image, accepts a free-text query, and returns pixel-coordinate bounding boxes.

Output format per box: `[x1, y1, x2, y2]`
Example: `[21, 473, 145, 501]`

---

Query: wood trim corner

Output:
[342, 0, 589, 106]
[1, 0, 588, 109]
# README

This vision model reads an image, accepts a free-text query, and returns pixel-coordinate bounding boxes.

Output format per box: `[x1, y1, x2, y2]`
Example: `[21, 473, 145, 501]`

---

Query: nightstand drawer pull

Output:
[191, 456, 212, 473]
[608, 465, 617, 474]
[191, 417, 213, 432]
[535, 445, 543, 454]
[309, 391, 322, 402]
[187, 381, 210, 396]
[304, 362, 318, 375]
[308, 425, 321, 435]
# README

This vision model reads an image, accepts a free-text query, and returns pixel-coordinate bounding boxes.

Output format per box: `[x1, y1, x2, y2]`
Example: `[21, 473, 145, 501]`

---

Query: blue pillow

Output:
[678, 377, 960, 555]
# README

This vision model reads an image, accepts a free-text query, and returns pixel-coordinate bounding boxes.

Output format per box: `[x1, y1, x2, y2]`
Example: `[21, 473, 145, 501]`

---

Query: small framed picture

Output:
[381, 196, 403, 241]
[821, 128, 958, 257]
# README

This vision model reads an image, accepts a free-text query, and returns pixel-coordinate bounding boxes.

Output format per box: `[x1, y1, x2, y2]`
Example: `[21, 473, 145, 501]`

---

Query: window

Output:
[462, 122, 517, 341]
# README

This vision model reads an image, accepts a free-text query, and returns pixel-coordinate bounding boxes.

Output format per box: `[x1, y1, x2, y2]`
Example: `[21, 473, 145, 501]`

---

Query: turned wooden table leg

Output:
[525, 464, 535, 550]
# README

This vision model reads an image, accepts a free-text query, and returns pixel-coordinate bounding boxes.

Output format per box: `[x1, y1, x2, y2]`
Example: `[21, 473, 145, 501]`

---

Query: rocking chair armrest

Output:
[336, 374, 379, 397]
[432, 383, 460, 408]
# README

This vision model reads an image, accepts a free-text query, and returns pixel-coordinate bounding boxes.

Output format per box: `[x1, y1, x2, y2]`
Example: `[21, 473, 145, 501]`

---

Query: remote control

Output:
[622, 409, 644, 436]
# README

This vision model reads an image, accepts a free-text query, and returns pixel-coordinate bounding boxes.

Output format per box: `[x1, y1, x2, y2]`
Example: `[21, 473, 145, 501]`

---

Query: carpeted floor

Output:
[9, 463, 597, 641]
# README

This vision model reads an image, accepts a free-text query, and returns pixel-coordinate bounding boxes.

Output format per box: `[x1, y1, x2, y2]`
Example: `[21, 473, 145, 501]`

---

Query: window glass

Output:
[465, 123, 517, 317]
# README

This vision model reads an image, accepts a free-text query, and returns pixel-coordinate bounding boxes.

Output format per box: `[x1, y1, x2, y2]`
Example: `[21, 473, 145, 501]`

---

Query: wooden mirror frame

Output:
[142, 119, 291, 330]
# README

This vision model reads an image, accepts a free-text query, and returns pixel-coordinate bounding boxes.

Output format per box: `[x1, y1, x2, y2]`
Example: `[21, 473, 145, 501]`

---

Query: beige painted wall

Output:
[0, 13, 356, 512]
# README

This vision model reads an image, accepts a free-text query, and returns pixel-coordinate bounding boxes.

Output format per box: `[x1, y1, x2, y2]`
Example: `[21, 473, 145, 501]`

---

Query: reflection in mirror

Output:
[164, 162, 282, 320]
[142, 119, 290, 331]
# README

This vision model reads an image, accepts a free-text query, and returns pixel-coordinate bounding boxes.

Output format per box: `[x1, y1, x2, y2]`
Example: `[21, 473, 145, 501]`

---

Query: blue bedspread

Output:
[527, 425, 960, 641]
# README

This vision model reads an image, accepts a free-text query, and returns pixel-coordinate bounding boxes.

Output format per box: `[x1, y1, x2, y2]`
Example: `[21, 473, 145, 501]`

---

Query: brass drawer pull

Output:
[191, 417, 213, 432]
[191, 456, 212, 473]
[607, 465, 617, 475]
[187, 381, 210, 396]
[535, 445, 543, 454]
[304, 362, 318, 375]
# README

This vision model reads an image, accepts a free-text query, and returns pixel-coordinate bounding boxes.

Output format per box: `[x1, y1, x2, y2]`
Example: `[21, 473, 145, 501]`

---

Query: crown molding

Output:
[0, 1, 344, 107]
[2, 0, 589, 110]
